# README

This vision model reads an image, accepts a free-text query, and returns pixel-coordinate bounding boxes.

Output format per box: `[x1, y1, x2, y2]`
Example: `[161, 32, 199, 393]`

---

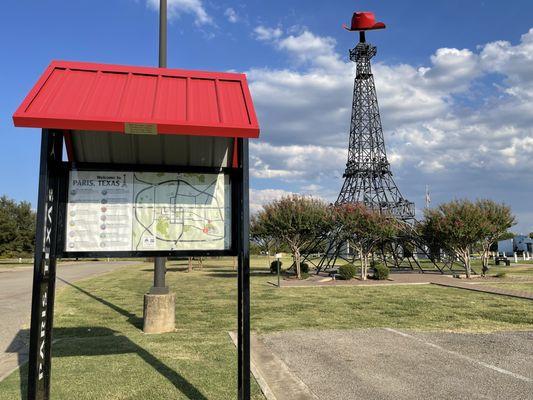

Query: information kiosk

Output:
[13, 60, 260, 400]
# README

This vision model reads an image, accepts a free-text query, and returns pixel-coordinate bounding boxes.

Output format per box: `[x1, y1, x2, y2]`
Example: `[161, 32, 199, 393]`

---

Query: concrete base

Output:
[143, 293, 176, 334]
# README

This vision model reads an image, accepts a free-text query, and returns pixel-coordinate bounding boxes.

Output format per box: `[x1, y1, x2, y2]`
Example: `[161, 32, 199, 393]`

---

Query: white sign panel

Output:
[65, 171, 231, 252]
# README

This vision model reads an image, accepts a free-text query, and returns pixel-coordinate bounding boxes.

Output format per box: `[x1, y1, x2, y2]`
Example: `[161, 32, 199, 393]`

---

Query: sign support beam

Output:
[237, 138, 251, 399]
[27, 129, 63, 400]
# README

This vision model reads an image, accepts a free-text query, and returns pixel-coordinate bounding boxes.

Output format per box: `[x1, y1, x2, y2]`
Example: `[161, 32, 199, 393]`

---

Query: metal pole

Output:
[152, 0, 167, 292]
[150, 257, 168, 294]
[277, 259, 280, 288]
[159, 0, 167, 68]
[27, 130, 63, 400]
[237, 138, 251, 399]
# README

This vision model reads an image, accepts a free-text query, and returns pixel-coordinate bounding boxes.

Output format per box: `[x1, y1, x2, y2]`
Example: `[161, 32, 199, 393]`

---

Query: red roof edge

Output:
[13, 60, 260, 139]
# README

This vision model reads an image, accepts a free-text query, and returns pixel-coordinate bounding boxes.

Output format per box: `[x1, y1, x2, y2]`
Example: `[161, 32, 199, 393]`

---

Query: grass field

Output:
[0, 259, 33, 269]
[0, 257, 532, 399]
[487, 263, 533, 278]
[476, 282, 533, 294]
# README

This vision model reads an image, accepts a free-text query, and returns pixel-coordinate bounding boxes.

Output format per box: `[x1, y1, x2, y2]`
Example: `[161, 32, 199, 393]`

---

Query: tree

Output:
[333, 204, 400, 280]
[529, 232, 533, 240]
[476, 199, 516, 276]
[255, 195, 329, 279]
[250, 214, 276, 267]
[420, 200, 484, 278]
[0, 196, 36, 257]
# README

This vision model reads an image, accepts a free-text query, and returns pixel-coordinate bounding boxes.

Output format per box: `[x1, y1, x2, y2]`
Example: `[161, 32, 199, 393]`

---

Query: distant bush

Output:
[289, 262, 309, 274]
[0, 196, 36, 257]
[300, 262, 309, 274]
[270, 260, 282, 274]
[338, 264, 356, 280]
[372, 263, 389, 280]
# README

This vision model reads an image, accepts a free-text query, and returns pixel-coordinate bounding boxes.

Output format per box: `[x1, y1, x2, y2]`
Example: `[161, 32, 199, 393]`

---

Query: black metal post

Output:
[27, 129, 63, 400]
[150, 256, 169, 294]
[152, 0, 168, 292]
[277, 259, 281, 288]
[237, 138, 251, 399]
[159, 0, 167, 68]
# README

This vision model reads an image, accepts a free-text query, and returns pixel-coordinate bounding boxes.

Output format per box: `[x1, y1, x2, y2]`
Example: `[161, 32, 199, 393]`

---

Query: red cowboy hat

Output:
[343, 11, 386, 31]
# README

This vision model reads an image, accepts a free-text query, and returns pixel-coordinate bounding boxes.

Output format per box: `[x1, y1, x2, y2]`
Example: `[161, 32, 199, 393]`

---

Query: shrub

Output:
[289, 262, 310, 274]
[300, 262, 309, 274]
[270, 260, 282, 274]
[372, 263, 389, 280]
[338, 264, 356, 280]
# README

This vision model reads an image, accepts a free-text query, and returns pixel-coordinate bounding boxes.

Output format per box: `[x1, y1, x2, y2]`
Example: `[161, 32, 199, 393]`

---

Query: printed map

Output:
[65, 170, 230, 252]
[132, 172, 231, 251]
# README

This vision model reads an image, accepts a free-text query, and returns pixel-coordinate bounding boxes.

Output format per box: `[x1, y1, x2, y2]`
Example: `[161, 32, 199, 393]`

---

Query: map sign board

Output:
[65, 170, 231, 252]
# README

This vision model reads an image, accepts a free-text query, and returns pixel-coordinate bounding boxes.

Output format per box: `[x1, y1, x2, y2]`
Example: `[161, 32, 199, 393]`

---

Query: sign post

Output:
[27, 130, 63, 399]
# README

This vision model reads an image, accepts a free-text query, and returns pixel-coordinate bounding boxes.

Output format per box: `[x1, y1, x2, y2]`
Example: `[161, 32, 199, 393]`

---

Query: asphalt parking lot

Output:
[256, 329, 533, 400]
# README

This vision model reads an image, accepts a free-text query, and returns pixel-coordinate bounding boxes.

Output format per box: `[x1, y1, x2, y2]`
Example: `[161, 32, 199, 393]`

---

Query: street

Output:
[0, 261, 141, 381]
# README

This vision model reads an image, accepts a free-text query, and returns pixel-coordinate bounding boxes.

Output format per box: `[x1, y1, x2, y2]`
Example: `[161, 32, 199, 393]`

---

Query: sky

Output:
[1, 0, 532, 233]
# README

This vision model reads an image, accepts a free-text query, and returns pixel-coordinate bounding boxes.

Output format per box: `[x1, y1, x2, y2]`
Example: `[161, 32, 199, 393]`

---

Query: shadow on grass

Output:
[203, 269, 272, 278]
[141, 267, 191, 272]
[139, 267, 272, 277]
[6, 327, 208, 400]
[57, 277, 143, 330]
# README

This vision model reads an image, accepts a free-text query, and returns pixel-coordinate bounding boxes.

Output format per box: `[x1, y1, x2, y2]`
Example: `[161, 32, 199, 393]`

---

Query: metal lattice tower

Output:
[337, 32, 415, 221]
[300, 13, 467, 276]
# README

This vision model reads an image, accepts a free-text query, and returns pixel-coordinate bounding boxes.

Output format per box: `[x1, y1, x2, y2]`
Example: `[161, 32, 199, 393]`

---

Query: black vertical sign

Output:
[27, 130, 63, 400]
[237, 138, 251, 400]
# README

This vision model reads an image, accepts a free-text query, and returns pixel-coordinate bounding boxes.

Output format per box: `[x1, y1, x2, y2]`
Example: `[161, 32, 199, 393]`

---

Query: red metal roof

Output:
[13, 60, 260, 138]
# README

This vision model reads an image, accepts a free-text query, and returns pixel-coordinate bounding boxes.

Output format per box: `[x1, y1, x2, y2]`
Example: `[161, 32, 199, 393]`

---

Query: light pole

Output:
[143, 0, 176, 334]
[151, 0, 168, 296]
[159, 0, 167, 68]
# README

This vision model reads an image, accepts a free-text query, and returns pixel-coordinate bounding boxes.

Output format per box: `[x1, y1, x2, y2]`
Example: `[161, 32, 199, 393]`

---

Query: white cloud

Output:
[247, 25, 533, 231]
[224, 7, 238, 23]
[250, 188, 329, 214]
[146, 0, 212, 26]
[250, 188, 295, 214]
[253, 26, 283, 41]
[250, 142, 345, 183]
[421, 48, 481, 92]
[480, 29, 533, 91]
[253, 27, 344, 71]
[277, 30, 338, 65]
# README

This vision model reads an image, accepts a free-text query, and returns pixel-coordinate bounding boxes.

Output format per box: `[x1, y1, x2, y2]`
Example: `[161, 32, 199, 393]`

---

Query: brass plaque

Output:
[124, 123, 158, 135]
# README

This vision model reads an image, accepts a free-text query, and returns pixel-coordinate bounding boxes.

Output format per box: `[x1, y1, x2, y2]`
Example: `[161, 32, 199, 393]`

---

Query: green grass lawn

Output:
[476, 282, 533, 294]
[0, 259, 33, 269]
[1, 256, 532, 399]
[487, 263, 533, 278]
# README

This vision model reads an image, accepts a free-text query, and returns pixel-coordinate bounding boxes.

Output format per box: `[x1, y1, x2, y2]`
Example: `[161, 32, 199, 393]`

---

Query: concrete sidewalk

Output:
[229, 332, 319, 400]
[0, 261, 142, 382]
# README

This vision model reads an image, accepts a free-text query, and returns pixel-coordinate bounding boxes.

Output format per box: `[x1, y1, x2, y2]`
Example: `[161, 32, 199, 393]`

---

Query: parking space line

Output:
[384, 328, 532, 383]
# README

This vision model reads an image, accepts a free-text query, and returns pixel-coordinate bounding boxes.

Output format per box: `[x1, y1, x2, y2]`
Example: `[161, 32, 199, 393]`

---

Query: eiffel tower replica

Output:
[303, 12, 460, 274]
[336, 13, 414, 220]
